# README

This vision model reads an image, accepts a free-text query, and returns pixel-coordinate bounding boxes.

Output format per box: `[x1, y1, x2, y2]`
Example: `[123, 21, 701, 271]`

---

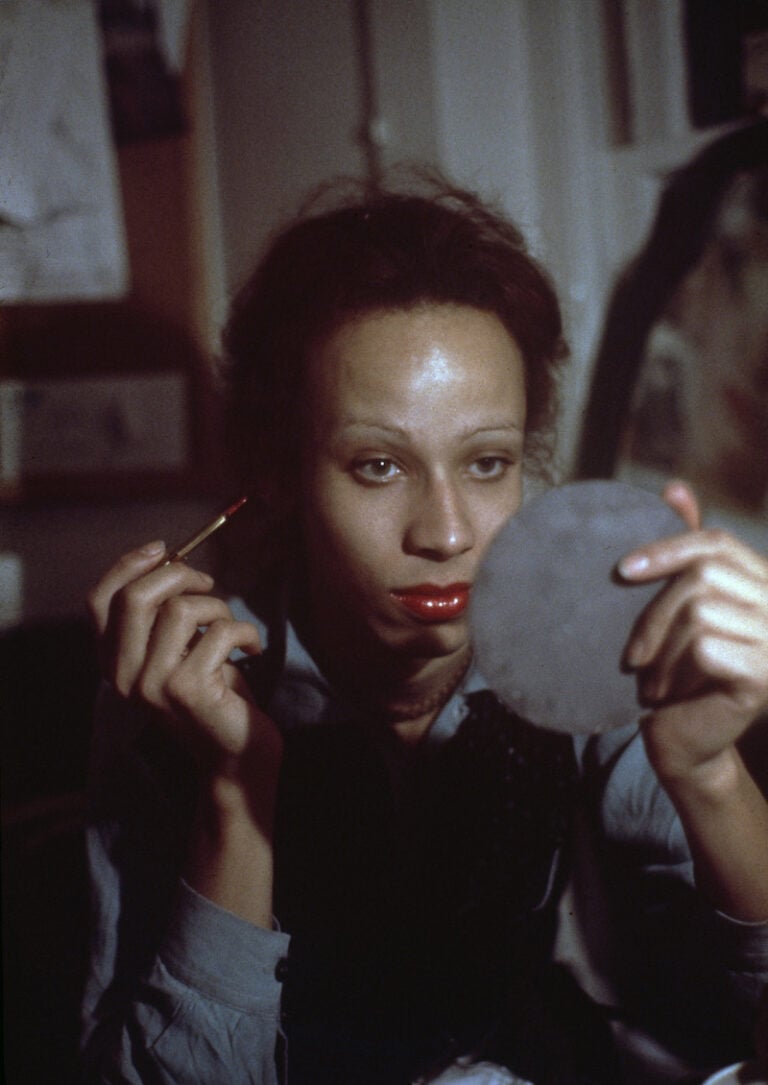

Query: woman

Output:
[82, 180, 768, 1083]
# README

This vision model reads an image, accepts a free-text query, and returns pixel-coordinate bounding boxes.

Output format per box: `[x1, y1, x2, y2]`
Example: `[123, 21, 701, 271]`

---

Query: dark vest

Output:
[272, 691, 612, 1084]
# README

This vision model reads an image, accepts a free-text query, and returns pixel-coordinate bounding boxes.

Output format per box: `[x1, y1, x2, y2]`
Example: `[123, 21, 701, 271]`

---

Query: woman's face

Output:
[300, 304, 528, 665]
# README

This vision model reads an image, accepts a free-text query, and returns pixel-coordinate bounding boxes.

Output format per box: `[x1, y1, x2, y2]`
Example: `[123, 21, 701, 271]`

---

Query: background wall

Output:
[0, 0, 741, 625]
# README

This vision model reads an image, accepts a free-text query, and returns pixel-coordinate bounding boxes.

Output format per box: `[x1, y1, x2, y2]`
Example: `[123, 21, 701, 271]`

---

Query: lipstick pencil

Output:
[162, 495, 249, 565]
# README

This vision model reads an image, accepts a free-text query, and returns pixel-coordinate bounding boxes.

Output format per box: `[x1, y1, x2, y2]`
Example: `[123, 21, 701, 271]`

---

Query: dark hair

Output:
[220, 175, 567, 569]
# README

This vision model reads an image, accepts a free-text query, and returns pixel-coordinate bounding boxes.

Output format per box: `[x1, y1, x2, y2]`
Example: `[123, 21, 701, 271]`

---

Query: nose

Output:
[403, 476, 474, 560]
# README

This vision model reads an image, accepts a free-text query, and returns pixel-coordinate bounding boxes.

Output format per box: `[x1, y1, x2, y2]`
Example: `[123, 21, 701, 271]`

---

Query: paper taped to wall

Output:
[0, 0, 128, 302]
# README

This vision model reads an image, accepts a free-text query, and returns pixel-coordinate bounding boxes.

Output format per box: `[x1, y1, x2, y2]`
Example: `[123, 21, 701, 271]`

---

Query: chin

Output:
[382, 619, 470, 660]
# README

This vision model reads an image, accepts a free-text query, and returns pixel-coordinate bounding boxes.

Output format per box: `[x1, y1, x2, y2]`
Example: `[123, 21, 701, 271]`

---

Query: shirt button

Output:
[275, 957, 289, 982]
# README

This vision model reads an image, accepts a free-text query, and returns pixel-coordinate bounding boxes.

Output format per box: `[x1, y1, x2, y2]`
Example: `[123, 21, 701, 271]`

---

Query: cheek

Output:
[304, 476, 393, 583]
[477, 477, 524, 545]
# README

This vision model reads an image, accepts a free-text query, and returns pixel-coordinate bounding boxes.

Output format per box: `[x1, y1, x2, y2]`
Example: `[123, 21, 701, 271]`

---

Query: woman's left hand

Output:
[619, 480, 768, 786]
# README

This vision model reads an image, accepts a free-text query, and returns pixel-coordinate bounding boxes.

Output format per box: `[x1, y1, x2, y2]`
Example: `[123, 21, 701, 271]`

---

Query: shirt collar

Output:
[231, 592, 493, 743]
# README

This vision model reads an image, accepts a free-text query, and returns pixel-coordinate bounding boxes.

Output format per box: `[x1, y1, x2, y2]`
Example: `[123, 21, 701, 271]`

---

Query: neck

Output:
[375, 646, 473, 722]
[297, 576, 472, 741]
[306, 619, 472, 739]
[334, 646, 472, 744]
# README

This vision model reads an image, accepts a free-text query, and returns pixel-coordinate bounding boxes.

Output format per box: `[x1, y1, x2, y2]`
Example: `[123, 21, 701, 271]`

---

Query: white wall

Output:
[428, 0, 615, 473]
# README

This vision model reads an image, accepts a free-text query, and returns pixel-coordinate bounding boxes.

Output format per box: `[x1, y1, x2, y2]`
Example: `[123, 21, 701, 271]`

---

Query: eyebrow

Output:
[339, 420, 525, 440]
[461, 422, 525, 440]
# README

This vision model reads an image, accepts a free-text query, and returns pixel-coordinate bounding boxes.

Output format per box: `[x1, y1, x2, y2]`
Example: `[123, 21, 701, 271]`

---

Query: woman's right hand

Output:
[87, 540, 281, 772]
[89, 540, 282, 926]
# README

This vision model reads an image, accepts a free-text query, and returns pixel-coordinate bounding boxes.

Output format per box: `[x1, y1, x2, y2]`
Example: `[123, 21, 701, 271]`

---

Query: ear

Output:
[662, 478, 701, 531]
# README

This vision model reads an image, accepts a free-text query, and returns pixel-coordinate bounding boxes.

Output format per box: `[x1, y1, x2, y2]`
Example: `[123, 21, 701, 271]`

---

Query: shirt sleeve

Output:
[80, 687, 290, 1084]
[572, 725, 768, 1067]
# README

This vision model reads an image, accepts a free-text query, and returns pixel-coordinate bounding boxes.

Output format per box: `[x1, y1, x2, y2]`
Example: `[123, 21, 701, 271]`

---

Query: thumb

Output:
[663, 478, 701, 531]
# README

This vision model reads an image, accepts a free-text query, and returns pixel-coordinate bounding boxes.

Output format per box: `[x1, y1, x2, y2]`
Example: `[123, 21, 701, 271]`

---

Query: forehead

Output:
[306, 304, 526, 422]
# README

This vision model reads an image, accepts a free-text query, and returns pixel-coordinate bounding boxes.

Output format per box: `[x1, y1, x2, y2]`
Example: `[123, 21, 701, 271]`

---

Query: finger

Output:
[644, 635, 768, 718]
[626, 562, 768, 667]
[107, 564, 215, 696]
[87, 540, 167, 635]
[694, 636, 768, 701]
[164, 620, 265, 754]
[636, 597, 763, 704]
[180, 619, 263, 682]
[618, 527, 768, 584]
[662, 479, 701, 531]
[138, 595, 235, 706]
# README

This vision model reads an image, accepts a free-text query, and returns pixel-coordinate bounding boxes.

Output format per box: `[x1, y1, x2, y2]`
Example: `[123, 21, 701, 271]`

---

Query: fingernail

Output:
[618, 554, 649, 578]
[667, 480, 687, 499]
[140, 540, 166, 557]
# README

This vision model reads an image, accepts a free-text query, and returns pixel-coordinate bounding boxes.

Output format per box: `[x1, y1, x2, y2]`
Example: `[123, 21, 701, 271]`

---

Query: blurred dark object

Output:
[1, 618, 99, 1083]
[684, 0, 768, 128]
[1, 619, 98, 804]
[100, 0, 186, 143]
[684, 1, 745, 127]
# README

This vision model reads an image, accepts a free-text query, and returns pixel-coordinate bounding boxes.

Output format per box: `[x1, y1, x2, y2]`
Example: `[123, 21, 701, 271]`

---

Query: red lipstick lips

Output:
[390, 583, 470, 622]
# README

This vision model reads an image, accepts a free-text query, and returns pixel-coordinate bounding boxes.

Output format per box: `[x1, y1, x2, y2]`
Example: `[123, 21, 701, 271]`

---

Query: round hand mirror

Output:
[470, 480, 685, 734]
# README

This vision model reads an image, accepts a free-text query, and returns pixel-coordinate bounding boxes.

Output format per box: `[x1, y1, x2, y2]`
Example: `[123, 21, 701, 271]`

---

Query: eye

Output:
[352, 457, 403, 484]
[468, 455, 513, 480]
